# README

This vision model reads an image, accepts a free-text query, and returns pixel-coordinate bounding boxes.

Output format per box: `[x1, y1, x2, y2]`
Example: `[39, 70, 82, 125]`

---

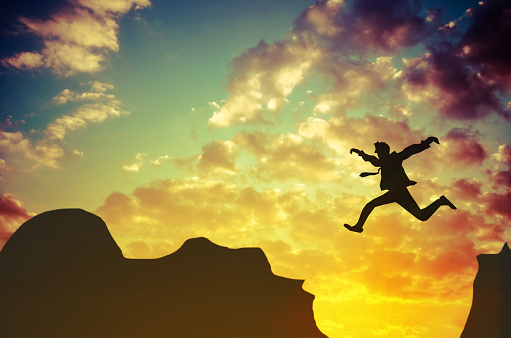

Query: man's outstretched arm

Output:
[399, 137, 439, 160]
[350, 148, 380, 167]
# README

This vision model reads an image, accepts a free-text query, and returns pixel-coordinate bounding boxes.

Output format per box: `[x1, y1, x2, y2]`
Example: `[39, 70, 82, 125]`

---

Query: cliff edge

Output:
[461, 243, 511, 338]
[0, 209, 326, 337]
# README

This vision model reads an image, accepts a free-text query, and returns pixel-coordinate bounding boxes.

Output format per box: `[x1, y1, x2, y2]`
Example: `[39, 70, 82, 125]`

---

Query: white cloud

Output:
[0, 82, 128, 171]
[45, 102, 125, 141]
[123, 153, 173, 172]
[41, 41, 105, 75]
[78, 0, 151, 15]
[151, 155, 170, 166]
[122, 163, 142, 172]
[492, 144, 511, 165]
[208, 37, 323, 127]
[122, 153, 148, 172]
[0, 52, 44, 70]
[53, 81, 115, 105]
[46, 82, 126, 141]
[2, 0, 150, 76]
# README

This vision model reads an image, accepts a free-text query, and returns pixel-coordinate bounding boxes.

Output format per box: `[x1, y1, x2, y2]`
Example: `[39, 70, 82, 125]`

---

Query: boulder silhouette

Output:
[0, 209, 326, 337]
[461, 243, 511, 338]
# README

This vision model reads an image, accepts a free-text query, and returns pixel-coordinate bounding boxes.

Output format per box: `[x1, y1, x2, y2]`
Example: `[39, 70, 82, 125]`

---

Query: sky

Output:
[0, 0, 510, 337]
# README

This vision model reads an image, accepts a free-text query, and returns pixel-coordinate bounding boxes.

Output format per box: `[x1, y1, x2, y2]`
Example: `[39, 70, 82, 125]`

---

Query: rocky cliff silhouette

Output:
[0, 209, 326, 337]
[461, 243, 511, 338]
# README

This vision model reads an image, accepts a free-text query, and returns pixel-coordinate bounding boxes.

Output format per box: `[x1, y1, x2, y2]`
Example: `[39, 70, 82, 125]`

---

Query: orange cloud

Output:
[93, 175, 509, 337]
[451, 178, 482, 201]
[197, 140, 240, 175]
[442, 128, 488, 165]
[485, 190, 511, 220]
[298, 115, 424, 161]
[310, 57, 399, 116]
[235, 132, 341, 182]
[0, 194, 33, 249]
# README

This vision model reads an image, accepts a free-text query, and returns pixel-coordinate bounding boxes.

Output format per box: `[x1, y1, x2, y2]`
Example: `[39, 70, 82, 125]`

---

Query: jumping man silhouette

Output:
[344, 137, 456, 233]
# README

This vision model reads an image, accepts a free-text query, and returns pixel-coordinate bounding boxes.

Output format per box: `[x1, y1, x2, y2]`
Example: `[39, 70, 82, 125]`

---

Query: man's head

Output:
[374, 142, 390, 157]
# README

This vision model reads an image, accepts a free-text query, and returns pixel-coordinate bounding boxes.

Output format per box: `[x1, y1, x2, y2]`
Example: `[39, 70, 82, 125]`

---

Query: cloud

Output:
[122, 153, 172, 172]
[451, 178, 482, 201]
[208, 38, 322, 127]
[122, 153, 147, 173]
[460, 0, 511, 86]
[43, 81, 129, 143]
[0, 159, 15, 179]
[0, 82, 128, 171]
[492, 143, 511, 165]
[400, 0, 511, 121]
[0, 52, 44, 70]
[485, 190, 511, 220]
[400, 49, 507, 120]
[0, 131, 65, 170]
[441, 128, 488, 166]
[151, 155, 170, 166]
[294, 0, 427, 53]
[207, 0, 426, 128]
[233, 131, 341, 182]
[489, 142, 511, 189]
[298, 115, 422, 156]
[0, 194, 33, 249]
[124, 239, 173, 259]
[197, 140, 240, 175]
[1, 0, 150, 76]
[52, 81, 115, 105]
[485, 141, 511, 219]
[209, 0, 509, 130]
[310, 56, 400, 116]
[492, 170, 511, 188]
[45, 103, 126, 142]
[172, 130, 341, 183]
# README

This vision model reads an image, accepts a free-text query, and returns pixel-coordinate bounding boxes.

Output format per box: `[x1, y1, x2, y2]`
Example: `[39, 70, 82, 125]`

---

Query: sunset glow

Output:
[1, 0, 510, 337]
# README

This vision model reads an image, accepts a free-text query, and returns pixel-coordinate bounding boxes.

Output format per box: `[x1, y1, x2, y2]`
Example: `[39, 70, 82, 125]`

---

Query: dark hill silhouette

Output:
[0, 209, 326, 337]
[461, 243, 511, 338]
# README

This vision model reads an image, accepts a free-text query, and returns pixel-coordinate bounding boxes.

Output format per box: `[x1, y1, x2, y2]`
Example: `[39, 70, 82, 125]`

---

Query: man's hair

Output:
[374, 141, 390, 154]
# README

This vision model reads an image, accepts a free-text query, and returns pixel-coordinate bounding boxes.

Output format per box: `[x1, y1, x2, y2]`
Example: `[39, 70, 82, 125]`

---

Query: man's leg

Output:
[395, 189, 456, 221]
[344, 191, 397, 232]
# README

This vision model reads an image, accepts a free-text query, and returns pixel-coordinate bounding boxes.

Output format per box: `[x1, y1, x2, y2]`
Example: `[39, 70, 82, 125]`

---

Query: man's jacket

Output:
[360, 141, 430, 191]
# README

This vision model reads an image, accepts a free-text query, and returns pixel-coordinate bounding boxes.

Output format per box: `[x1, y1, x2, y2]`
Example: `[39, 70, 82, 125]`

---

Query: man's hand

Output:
[350, 148, 362, 155]
[425, 136, 439, 145]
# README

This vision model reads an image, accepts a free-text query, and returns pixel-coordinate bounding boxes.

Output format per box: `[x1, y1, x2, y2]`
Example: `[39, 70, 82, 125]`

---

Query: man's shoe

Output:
[440, 195, 457, 210]
[344, 224, 364, 233]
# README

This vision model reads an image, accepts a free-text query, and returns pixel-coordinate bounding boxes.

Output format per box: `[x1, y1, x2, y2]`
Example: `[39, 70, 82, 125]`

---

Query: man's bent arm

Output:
[399, 137, 439, 160]
[351, 148, 380, 166]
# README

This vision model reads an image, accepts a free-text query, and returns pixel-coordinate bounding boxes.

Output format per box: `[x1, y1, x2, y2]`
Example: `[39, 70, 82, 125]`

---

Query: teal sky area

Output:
[1, 0, 317, 211]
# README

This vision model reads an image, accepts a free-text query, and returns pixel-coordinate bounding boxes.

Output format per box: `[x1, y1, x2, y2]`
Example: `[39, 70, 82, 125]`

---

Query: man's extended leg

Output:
[395, 188, 456, 221]
[344, 191, 397, 232]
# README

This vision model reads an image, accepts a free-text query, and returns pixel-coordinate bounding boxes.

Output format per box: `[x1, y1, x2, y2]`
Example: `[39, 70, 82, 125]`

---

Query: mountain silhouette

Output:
[0, 209, 326, 337]
[461, 243, 511, 338]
